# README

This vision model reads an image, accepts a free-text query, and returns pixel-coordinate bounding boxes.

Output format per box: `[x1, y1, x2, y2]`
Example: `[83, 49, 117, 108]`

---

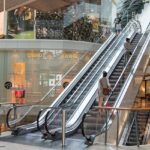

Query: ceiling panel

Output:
[0, 0, 79, 12]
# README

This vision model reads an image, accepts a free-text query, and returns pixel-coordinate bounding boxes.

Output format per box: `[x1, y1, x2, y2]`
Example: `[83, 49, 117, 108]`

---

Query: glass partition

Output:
[0, 49, 94, 104]
[3, 0, 115, 41]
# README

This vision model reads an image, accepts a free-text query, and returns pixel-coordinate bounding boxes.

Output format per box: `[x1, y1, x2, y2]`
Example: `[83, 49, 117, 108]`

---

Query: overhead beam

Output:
[0, 0, 80, 12]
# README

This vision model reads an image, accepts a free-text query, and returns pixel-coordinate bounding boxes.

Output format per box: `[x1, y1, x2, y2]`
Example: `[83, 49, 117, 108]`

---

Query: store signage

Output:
[15, 90, 25, 98]
[4, 81, 12, 89]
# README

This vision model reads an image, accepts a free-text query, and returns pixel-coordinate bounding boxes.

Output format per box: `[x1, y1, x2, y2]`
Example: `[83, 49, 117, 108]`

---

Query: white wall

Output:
[138, 3, 150, 33]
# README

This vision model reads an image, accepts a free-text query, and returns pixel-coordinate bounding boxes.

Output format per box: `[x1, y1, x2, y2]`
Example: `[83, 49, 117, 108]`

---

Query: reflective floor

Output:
[0, 131, 150, 150]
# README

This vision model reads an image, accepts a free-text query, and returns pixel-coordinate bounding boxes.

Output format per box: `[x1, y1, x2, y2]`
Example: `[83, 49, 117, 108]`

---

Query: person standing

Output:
[124, 38, 133, 63]
[98, 71, 111, 107]
[114, 15, 121, 35]
[14, 7, 25, 32]
[115, 21, 122, 35]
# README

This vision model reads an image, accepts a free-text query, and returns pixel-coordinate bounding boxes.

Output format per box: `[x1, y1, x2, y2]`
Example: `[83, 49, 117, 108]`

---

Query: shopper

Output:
[114, 16, 121, 35]
[98, 71, 111, 108]
[124, 38, 133, 63]
[115, 21, 122, 35]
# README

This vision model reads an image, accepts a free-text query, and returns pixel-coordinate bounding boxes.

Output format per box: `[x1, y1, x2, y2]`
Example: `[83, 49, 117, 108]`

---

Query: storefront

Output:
[0, 49, 93, 104]
[5, 0, 115, 41]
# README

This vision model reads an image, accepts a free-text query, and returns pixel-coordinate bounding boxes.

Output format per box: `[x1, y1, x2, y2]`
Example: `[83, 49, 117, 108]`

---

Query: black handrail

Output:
[6, 104, 34, 130]
[6, 107, 14, 129]
[37, 106, 62, 135]
[37, 109, 44, 132]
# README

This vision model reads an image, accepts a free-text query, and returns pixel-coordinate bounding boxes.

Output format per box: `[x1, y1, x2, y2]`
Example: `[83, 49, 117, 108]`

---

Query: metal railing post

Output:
[13, 104, 17, 128]
[135, 112, 140, 147]
[62, 109, 66, 147]
[116, 110, 119, 147]
[105, 109, 108, 145]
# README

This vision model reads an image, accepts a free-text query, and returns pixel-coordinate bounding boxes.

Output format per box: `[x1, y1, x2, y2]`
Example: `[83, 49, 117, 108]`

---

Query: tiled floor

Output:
[0, 139, 150, 150]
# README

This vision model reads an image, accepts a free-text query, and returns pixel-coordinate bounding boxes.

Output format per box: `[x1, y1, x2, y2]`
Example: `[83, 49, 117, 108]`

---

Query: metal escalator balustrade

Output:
[82, 33, 143, 144]
[82, 22, 150, 145]
[41, 22, 139, 139]
[6, 20, 138, 137]
[125, 111, 150, 146]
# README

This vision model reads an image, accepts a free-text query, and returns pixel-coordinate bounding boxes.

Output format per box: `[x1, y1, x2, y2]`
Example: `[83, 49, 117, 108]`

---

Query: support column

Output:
[3, 0, 7, 36]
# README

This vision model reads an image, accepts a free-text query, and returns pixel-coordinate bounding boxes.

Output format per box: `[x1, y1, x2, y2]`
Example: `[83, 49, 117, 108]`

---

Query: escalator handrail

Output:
[37, 107, 62, 133]
[6, 104, 60, 129]
[37, 33, 124, 134]
[6, 105, 33, 129]
[44, 108, 63, 135]
[6, 107, 14, 129]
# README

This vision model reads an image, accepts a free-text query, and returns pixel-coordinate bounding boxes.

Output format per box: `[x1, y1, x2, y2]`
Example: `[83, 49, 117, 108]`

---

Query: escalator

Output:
[6, 21, 139, 139]
[81, 22, 150, 145]
[81, 33, 142, 144]
[124, 111, 150, 146]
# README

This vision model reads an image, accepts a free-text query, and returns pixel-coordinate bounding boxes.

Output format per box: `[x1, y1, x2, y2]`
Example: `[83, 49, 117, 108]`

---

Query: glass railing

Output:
[0, 102, 18, 134]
